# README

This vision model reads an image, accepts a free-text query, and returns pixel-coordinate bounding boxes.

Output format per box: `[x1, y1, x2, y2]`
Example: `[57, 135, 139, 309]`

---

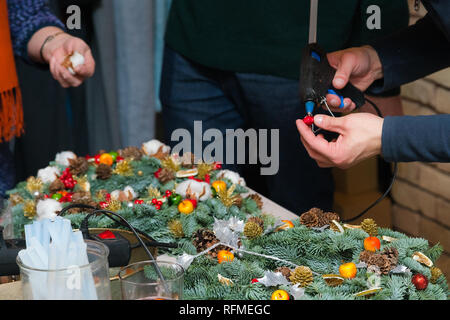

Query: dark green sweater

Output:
[165, 0, 409, 80]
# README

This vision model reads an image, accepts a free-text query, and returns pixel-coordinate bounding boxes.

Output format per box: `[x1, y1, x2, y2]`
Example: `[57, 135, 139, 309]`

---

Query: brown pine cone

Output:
[247, 194, 263, 210]
[49, 179, 65, 194]
[359, 250, 376, 264]
[366, 254, 393, 275]
[192, 229, 229, 258]
[247, 216, 264, 229]
[234, 195, 243, 208]
[119, 146, 143, 161]
[96, 164, 112, 180]
[68, 157, 89, 176]
[158, 168, 175, 183]
[323, 211, 341, 224]
[300, 208, 322, 228]
[381, 247, 399, 266]
[275, 267, 292, 280]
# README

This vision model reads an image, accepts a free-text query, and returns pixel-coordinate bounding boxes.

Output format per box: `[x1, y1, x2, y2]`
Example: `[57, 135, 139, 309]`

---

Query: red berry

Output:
[412, 273, 428, 290]
[134, 199, 144, 205]
[251, 279, 259, 284]
[116, 156, 124, 162]
[94, 155, 101, 164]
[157, 201, 163, 206]
[303, 116, 314, 126]
[187, 199, 198, 208]
[105, 193, 111, 201]
[99, 202, 108, 209]
[155, 204, 161, 210]
[205, 174, 211, 184]
[165, 190, 172, 196]
[154, 168, 162, 178]
[152, 198, 158, 205]
[215, 163, 222, 170]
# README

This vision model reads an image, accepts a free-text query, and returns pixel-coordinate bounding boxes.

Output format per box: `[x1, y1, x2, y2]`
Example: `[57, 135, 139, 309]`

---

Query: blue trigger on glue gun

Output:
[327, 89, 345, 108]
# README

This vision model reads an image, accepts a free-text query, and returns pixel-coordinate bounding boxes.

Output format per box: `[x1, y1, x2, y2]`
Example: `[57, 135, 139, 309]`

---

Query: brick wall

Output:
[391, 0, 450, 280]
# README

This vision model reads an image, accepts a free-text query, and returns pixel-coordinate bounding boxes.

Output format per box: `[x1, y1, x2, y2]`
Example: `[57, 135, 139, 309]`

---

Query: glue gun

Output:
[299, 43, 366, 125]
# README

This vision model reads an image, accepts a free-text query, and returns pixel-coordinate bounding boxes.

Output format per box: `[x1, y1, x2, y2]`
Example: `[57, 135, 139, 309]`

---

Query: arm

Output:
[8, 0, 95, 87]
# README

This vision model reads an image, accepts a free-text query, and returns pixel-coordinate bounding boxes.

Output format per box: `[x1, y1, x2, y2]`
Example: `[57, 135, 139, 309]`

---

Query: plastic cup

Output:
[17, 240, 111, 300]
[119, 260, 184, 300]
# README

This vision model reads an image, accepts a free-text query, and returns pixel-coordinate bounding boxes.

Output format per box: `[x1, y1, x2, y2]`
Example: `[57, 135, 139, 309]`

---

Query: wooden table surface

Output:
[0, 190, 298, 300]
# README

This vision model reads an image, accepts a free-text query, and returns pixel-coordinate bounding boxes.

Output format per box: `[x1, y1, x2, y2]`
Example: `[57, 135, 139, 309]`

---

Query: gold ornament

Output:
[168, 220, 184, 238]
[23, 200, 37, 219]
[161, 156, 180, 173]
[147, 186, 162, 199]
[217, 184, 240, 208]
[26, 177, 43, 195]
[197, 162, 215, 180]
[113, 160, 134, 176]
[243, 221, 263, 239]
[75, 175, 90, 192]
[360, 218, 378, 237]
[289, 266, 314, 287]
[138, 170, 144, 176]
[430, 267, 443, 284]
[106, 200, 122, 212]
[9, 193, 24, 206]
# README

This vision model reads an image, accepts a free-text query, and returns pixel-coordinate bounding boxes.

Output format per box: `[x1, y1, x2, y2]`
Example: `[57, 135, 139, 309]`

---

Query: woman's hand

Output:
[28, 27, 95, 88]
[296, 113, 384, 169]
[325, 46, 384, 113]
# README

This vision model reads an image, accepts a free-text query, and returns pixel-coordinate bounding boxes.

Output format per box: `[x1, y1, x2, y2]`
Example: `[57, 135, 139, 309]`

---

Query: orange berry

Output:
[217, 250, 234, 264]
[178, 200, 194, 215]
[99, 153, 114, 166]
[364, 236, 381, 252]
[339, 262, 357, 279]
[212, 180, 227, 193]
[271, 290, 290, 300]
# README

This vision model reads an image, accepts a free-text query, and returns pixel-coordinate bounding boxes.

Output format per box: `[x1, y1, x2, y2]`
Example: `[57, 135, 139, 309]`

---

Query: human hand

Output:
[40, 32, 95, 88]
[325, 46, 384, 113]
[296, 113, 384, 169]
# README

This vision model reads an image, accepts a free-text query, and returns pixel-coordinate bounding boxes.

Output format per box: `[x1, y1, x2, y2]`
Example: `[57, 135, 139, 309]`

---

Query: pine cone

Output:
[68, 157, 89, 176]
[367, 254, 392, 275]
[158, 168, 175, 183]
[192, 229, 229, 258]
[49, 179, 65, 194]
[247, 216, 264, 229]
[96, 164, 112, 180]
[243, 221, 263, 239]
[381, 247, 398, 266]
[359, 250, 376, 264]
[68, 192, 99, 214]
[247, 194, 263, 210]
[289, 266, 314, 287]
[430, 267, 443, 284]
[119, 146, 143, 160]
[300, 208, 322, 228]
[323, 211, 340, 224]
[233, 195, 243, 208]
[361, 218, 378, 236]
[275, 267, 292, 280]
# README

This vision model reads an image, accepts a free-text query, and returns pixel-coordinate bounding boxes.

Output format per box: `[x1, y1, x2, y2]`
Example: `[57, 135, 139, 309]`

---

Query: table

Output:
[0, 190, 298, 300]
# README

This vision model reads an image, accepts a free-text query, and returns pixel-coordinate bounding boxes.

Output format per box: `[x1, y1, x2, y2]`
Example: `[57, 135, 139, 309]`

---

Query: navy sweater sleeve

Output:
[382, 115, 450, 163]
[368, 14, 450, 94]
[7, 0, 65, 61]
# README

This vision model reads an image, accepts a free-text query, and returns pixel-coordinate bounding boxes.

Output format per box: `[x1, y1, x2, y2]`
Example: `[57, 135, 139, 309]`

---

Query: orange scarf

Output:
[0, 0, 23, 142]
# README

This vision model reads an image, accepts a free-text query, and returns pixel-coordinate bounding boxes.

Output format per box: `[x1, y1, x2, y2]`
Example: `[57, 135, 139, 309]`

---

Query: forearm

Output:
[27, 26, 66, 64]
[382, 115, 450, 162]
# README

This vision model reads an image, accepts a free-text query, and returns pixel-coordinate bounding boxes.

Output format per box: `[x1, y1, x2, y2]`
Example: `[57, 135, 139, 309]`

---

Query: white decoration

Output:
[68, 52, 85, 75]
[142, 139, 171, 156]
[390, 265, 411, 274]
[290, 284, 305, 300]
[110, 190, 121, 201]
[177, 253, 195, 270]
[216, 170, 246, 186]
[175, 180, 212, 201]
[36, 199, 62, 221]
[256, 271, 290, 287]
[123, 186, 137, 200]
[54, 151, 76, 167]
[37, 166, 60, 184]
[213, 218, 240, 248]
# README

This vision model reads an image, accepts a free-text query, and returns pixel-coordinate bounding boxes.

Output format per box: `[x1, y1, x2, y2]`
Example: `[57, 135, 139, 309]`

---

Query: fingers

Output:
[313, 115, 346, 135]
[332, 51, 358, 89]
[69, 39, 96, 78]
[50, 54, 83, 88]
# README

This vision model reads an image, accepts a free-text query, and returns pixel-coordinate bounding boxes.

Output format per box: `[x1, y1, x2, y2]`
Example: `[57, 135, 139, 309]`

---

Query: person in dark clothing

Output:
[297, 0, 450, 167]
[161, 0, 409, 214]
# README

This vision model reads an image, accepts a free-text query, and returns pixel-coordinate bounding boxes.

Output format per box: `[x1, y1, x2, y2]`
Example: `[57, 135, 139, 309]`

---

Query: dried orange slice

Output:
[381, 235, 397, 242]
[330, 220, 344, 233]
[176, 168, 198, 178]
[218, 274, 234, 286]
[322, 274, 345, 287]
[354, 287, 382, 297]
[412, 251, 433, 267]
[343, 224, 361, 229]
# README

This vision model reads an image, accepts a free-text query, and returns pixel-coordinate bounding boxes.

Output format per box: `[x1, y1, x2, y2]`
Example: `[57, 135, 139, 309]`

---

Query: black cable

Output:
[342, 97, 398, 223]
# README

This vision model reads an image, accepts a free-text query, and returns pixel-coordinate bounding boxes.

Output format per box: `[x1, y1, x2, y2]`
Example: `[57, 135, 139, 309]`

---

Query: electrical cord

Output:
[342, 97, 398, 223]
